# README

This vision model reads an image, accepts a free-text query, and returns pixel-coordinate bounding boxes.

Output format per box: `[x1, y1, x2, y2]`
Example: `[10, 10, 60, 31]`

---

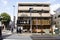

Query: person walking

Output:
[19, 27, 21, 33]
[20, 27, 23, 33]
[10, 21, 15, 33]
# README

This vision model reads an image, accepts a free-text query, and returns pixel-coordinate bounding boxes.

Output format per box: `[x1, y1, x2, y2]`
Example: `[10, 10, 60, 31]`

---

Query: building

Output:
[53, 8, 60, 27]
[53, 8, 60, 34]
[17, 2, 52, 34]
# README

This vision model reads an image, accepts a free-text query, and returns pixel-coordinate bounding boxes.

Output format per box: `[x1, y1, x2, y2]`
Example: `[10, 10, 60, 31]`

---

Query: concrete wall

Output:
[18, 2, 50, 17]
[18, 6, 50, 11]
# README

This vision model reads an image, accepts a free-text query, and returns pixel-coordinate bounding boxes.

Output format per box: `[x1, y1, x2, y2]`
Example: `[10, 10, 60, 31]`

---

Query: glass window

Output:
[18, 10, 29, 13]
[43, 11, 49, 13]
[43, 5, 49, 7]
[17, 20, 30, 24]
[18, 10, 49, 13]
[18, 4, 49, 7]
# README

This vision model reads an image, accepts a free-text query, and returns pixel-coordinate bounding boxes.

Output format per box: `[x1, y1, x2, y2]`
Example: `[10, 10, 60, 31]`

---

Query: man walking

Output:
[10, 21, 15, 33]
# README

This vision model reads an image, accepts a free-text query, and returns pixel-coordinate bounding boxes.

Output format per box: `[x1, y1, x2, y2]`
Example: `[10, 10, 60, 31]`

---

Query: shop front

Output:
[17, 17, 52, 34]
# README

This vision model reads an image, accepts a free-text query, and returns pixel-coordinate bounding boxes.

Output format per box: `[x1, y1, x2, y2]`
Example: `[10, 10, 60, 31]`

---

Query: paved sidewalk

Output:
[2, 30, 32, 40]
[2, 30, 60, 40]
[2, 30, 12, 35]
[3, 33, 32, 40]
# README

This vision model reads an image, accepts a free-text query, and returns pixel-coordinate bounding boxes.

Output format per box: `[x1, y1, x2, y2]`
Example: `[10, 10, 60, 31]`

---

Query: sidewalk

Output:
[2, 29, 32, 36]
[2, 30, 12, 35]
[17, 33, 32, 36]
[2, 30, 32, 40]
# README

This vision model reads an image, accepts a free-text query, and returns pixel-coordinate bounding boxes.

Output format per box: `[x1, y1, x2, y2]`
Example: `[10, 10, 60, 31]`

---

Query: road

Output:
[2, 30, 32, 40]
[3, 33, 32, 40]
[2, 30, 60, 40]
[31, 34, 60, 40]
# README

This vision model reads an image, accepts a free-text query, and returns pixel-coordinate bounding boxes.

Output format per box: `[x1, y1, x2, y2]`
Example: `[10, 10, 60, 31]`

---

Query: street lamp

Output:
[13, 5, 15, 16]
[29, 8, 33, 33]
[13, 5, 15, 28]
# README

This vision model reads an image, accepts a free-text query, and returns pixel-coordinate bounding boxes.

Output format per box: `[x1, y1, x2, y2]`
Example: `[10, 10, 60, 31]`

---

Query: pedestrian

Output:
[10, 21, 14, 33]
[19, 27, 21, 33]
[11, 28, 13, 33]
[20, 27, 23, 33]
[16, 27, 18, 33]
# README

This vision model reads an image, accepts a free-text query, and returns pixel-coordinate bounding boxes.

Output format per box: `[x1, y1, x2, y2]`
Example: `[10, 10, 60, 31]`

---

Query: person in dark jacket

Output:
[19, 28, 21, 33]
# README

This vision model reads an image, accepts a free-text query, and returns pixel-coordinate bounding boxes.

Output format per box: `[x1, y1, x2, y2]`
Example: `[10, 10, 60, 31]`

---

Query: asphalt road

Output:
[2, 30, 60, 40]
[31, 35, 60, 40]
[2, 33, 32, 40]
[3, 34, 60, 40]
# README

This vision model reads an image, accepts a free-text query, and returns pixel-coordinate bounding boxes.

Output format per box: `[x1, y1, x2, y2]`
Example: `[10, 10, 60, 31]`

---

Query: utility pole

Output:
[29, 8, 33, 33]
[13, 5, 15, 28]
[40, 9, 43, 35]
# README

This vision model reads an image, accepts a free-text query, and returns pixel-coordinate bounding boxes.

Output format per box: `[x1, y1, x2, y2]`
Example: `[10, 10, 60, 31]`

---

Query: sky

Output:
[0, 0, 60, 21]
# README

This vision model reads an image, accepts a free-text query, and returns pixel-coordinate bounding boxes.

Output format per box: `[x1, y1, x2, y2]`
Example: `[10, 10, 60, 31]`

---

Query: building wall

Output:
[18, 13, 51, 17]
[18, 2, 50, 17]
[53, 8, 60, 34]
[18, 6, 50, 10]
[17, 2, 52, 33]
[53, 14, 60, 27]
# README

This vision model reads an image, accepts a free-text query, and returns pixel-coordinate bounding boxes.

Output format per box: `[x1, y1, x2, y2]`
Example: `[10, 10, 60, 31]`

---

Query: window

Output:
[18, 4, 33, 6]
[43, 11, 49, 13]
[58, 15, 60, 18]
[18, 10, 49, 13]
[43, 5, 49, 7]
[18, 4, 49, 7]
[18, 10, 29, 13]
[17, 20, 30, 24]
